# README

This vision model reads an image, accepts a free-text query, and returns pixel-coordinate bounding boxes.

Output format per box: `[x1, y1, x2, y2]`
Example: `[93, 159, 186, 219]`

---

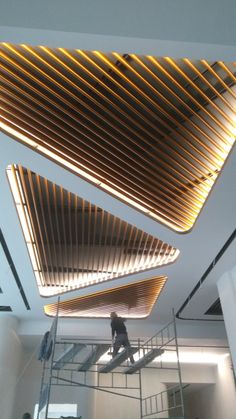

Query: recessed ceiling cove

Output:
[44, 276, 167, 318]
[6, 165, 179, 296]
[1, 43, 235, 231]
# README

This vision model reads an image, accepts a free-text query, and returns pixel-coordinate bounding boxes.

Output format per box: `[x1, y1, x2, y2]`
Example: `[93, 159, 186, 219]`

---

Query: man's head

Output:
[110, 311, 118, 319]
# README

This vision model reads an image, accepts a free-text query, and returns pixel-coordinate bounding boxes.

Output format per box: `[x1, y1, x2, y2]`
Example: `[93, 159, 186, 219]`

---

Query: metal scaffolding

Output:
[37, 309, 185, 419]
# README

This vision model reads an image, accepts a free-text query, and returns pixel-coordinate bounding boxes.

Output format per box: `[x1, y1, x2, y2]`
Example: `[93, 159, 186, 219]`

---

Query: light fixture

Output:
[7, 164, 176, 296]
[1, 43, 235, 232]
[44, 276, 167, 317]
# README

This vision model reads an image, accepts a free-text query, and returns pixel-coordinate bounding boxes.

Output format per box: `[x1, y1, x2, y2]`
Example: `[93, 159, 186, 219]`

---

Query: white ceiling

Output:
[0, 0, 236, 344]
[1, 0, 236, 61]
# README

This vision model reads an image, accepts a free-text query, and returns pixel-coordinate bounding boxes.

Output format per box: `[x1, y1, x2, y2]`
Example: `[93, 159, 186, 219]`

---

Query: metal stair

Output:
[78, 344, 110, 371]
[53, 343, 86, 370]
[98, 347, 138, 373]
[124, 348, 164, 374]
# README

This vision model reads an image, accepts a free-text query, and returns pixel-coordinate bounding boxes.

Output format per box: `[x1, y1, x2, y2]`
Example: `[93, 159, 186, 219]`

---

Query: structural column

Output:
[0, 316, 22, 419]
[217, 266, 236, 374]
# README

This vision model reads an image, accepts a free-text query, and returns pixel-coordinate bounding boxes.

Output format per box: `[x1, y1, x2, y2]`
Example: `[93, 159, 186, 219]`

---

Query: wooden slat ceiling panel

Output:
[44, 276, 167, 318]
[7, 165, 178, 296]
[1, 44, 235, 232]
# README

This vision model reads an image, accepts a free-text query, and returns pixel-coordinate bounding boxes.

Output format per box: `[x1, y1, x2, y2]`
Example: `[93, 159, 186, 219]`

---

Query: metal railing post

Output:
[44, 297, 60, 419]
[173, 308, 185, 418]
[138, 338, 143, 419]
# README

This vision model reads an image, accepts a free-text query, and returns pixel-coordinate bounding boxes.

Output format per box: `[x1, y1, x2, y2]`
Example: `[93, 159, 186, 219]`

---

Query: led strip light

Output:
[1, 43, 235, 231]
[44, 276, 167, 318]
[6, 165, 178, 296]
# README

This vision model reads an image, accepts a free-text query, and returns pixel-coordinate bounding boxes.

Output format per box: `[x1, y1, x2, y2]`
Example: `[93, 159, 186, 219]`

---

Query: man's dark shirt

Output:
[111, 316, 127, 339]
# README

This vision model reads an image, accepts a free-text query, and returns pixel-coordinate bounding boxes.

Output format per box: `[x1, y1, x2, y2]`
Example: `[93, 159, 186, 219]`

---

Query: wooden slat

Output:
[44, 276, 167, 317]
[1, 43, 235, 232]
[7, 166, 177, 296]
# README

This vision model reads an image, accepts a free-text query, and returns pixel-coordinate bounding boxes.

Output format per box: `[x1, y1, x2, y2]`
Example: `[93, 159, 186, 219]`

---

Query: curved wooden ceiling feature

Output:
[44, 276, 167, 318]
[6, 165, 178, 296]
[1, 43, 235, 232]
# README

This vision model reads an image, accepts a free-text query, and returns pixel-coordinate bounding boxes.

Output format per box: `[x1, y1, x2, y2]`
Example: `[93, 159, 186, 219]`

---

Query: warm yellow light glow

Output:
[16, 205, 32, 243]
[6, 166, 42, 279]
[2, 121, 188, 231]
[27, 243, 39, 271]
[2, 43, 235, 234]
[7, 165, 175, 296]
[34, 271, 43, 287]
[231, 127, 236, 138]
[6, 166, 22, 204]
[0, 120, 38, 148]
[6, 166, 32, 243]
[44, 275, 167, 317]
[230, 114, 236, 140]
[24, 209, 35, 242]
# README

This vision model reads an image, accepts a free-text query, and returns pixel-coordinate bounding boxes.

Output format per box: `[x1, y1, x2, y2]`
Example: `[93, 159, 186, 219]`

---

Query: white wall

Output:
[218, 266, 236, 373]
[12, 352, 42, 419]
[13, 344, 234, 419]
[12, 352, 168, 419]
[184, 356, 236, 419]
[95, 381, 141, 419]
[95, 367, 169, 419]
[0, 316, 22, 419]
[12, 352, 96, 419]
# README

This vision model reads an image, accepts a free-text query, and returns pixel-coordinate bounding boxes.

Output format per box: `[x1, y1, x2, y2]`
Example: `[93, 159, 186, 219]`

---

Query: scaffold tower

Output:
[37, 308, 185, 419]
